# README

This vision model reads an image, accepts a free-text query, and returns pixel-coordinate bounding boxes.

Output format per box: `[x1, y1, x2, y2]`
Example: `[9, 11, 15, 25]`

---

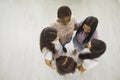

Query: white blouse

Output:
[76, 48, 99, 69]
[42, 40, 63, 68]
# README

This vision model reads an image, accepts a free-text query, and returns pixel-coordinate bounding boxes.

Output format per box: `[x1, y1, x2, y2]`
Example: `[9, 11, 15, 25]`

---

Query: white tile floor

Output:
[0, 0, 120, 80]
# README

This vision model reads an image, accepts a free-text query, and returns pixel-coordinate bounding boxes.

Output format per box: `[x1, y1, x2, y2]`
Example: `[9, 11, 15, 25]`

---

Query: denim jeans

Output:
[73, 37, 86, 52]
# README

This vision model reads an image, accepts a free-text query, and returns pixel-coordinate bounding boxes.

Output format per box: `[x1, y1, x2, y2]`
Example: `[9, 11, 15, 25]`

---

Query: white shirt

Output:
[76, 48, 99, 69]
[42, 48, 53, 60]
[42, 40, 63, 68]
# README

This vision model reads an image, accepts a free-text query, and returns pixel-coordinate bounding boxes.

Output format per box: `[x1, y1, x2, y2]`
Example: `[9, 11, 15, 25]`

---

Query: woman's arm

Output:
[74, 23, 78, 31]
[82, 59, 98, 70]
[42, 48, 55, 69]
[74, 21, 83, 31]
[77, 59, 98, 72]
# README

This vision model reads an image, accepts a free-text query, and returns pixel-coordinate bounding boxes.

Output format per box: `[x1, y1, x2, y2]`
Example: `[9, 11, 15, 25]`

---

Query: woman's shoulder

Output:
[92, 30, 98, 39]
[42, 47, 53, 60]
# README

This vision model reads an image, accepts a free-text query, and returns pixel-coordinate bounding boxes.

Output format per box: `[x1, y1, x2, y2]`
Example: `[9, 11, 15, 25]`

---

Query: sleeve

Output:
[82, 59, 98, 69]
[92, 30, 98, 39]
[50, 21, 60, 29]
[42, 49, 53, 60]
[76, 21, 83, 29]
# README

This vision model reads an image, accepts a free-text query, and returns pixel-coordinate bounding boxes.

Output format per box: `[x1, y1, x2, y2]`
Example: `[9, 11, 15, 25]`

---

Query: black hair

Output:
[57, 6, 72, 19]
[79, 39, 106, 60]
[56, 56, 77, 75]
[76, 16, 98, 43]
[40, 27, 57, 55]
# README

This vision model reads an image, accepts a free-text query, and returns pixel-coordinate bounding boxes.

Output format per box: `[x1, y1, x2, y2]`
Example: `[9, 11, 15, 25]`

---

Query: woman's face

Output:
[83, 24, 91, 33]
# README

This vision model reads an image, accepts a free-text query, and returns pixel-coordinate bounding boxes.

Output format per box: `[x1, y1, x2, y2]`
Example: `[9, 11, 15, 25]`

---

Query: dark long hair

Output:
[56, 56, 77, 75]
[76, 16, 98, 43]
[79, 39, 106, 60]
[40, 27, 57, 54]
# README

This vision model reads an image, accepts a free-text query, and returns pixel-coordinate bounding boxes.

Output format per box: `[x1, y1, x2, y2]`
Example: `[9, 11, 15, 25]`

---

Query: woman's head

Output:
[57, 6, 72, 25]
[90, 39, 106, 58]
[79, 39, 106, 60]
[56, 56, 77, 75]
[77, 16, 98, 43]
[42, 27, 57, 42]
[83, 16, 98, 33]
[40, 27, 57, 54]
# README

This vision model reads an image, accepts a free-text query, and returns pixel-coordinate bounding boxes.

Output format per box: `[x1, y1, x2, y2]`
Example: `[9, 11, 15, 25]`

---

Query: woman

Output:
[40, 27, 63, 68]
[77, 39, 106, 72]
[73, 16, 98, 52]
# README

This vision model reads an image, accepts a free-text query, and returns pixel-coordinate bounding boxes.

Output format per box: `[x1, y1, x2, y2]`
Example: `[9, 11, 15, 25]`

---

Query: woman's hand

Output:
[72, 49, 77, 56]
[78, 65, 86, 72]
[45, 59, 55, 69]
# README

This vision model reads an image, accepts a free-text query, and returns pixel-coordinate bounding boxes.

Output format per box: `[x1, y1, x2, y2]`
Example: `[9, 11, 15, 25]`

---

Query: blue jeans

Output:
[73, 37, 86, 52]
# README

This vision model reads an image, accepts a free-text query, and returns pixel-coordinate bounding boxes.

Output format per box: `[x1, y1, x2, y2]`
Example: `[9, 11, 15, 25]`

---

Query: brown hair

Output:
[56, 56, 77, 75]
[40, 27, 57, 54]
[79, 39, 106, 60]
[57, 6, 72, 19]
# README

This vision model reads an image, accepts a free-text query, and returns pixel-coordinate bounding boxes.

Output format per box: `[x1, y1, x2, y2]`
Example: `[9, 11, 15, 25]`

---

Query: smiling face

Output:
[83, 24, 91, 33]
